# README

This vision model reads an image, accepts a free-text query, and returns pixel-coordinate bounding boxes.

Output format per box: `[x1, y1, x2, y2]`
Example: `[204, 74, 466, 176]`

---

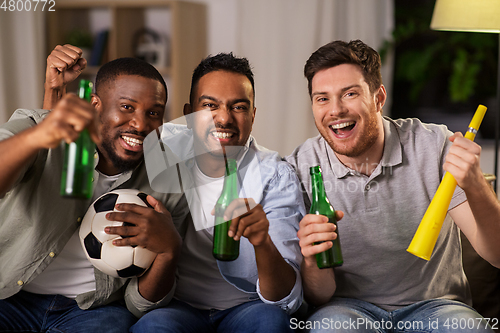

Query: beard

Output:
[319, 110, 381, 158]
[99, 129, 145, 173]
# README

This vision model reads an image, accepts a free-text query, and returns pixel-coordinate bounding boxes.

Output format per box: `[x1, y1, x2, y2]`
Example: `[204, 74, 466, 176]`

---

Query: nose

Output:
[129, 112, 148, 133]
[329, 98, 346, 117]
[213, 105, 233, 125]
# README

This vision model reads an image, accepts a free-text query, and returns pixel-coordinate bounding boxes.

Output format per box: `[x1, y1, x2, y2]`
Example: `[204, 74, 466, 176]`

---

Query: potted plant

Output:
[381, 0, 497, 138]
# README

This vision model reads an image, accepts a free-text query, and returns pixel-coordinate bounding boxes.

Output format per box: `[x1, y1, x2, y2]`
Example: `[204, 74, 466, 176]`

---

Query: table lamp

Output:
[431, 0, 500, 191]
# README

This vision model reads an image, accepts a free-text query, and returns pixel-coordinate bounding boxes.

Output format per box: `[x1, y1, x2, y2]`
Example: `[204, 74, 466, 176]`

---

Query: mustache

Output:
[118, 129, 149, 138]
[206, 123, 239, 136]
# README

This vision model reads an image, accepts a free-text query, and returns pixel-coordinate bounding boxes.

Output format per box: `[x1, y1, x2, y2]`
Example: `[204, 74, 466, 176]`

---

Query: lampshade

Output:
[431, 0, 500, 33]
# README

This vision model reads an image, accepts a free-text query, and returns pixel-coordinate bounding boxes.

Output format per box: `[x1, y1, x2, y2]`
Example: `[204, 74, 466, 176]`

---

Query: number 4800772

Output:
[1, 0, 56, 11]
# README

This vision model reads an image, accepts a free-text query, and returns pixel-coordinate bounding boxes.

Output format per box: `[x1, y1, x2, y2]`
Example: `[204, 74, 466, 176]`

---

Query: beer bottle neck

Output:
[221, 158, 238, 199]
[311, 172, 326, 204]
[78, 79, 93, 102]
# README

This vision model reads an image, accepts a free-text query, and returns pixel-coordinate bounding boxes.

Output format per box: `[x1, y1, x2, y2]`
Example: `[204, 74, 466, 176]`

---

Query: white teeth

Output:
[330, 121, 355, 129]
[122, 136, 143, 147]
[211, 132, 233, 139]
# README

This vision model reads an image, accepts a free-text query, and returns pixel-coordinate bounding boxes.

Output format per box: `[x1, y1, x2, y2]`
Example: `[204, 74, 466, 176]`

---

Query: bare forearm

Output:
[43, 85, 66, 110]
[464, 180, 500, 266]
[254, 236, 296, 301]
[301, 258, 336, 306]
[137, 252, 178, 302]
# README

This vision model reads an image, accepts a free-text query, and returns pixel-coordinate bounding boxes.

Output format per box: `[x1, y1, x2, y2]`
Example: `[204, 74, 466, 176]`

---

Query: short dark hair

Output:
[189, 53, 255, 104]
[304, 40, 382, 97]
[95, 57, 168, 100]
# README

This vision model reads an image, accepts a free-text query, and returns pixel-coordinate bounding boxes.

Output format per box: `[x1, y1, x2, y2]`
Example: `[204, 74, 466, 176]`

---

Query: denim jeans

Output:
[301, 297, 494, 333]
[130, 299, 293, 333]
[0, 290, 136, 332]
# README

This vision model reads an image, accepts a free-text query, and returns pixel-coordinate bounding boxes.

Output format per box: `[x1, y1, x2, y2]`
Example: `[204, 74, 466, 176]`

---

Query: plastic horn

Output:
[407, 105, 487, 261]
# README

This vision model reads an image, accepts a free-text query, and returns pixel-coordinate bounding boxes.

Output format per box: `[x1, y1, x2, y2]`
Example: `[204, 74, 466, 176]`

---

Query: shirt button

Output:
[17, 280, 24, 286]
[94, 153, 98, 159]
[77, 217, 82, 223]
[91, 177, 94, 182]
[365, 184, 371, 191]
[49, 252, 55, 258]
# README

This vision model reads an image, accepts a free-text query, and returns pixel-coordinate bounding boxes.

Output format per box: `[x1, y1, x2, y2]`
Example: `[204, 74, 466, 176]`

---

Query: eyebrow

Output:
[340, 84, 362, 93]
[311, 84, 362, 98]
[119, 96, 139, 103]
[119, 97, 164, 108]
[198, 95, 251, 105]
[198, 95, 219, 103]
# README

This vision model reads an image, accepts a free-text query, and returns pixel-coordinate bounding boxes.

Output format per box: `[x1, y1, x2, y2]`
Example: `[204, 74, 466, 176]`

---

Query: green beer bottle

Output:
[310, 165, 343, 268]
[60, 79, 95, 199]
[213, 158, 240, 261]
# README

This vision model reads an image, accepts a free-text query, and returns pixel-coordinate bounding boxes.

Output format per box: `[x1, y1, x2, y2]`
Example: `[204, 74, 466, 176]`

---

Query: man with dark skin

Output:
[129, 53, 304, 333]
[0, 45, 187, 332]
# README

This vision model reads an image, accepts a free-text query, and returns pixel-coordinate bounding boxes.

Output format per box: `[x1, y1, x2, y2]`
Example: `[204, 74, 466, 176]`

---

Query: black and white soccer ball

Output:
[79, 189, 157, 278]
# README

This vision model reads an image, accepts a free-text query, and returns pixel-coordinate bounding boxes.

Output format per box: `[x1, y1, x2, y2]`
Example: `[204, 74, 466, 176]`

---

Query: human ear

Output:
[183, 103, 193, 129]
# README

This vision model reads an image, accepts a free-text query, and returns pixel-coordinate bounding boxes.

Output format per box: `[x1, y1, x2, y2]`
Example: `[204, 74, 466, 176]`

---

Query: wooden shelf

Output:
[47, 0, 207, 121]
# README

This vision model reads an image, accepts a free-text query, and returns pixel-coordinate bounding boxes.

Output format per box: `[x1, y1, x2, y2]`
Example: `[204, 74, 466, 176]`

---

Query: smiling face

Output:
[186, 70, 256, 173]
[311, 64, 386, 164]
[93, 74, 166, 175]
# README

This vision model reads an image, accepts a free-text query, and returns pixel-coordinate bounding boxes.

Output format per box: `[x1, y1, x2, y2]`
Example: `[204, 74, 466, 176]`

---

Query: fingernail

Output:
[228, 230, 234, 237]
[104, 227, 110, 233]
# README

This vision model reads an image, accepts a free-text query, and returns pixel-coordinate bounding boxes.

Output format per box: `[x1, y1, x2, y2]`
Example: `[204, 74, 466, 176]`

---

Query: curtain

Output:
[0, 11, 46, 124]
[0, 0, 394, 157]
[234, 0, 394, 156]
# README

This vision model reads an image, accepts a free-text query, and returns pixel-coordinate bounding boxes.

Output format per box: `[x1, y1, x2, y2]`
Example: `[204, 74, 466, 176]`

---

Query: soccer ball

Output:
[79, 189, 157, 278]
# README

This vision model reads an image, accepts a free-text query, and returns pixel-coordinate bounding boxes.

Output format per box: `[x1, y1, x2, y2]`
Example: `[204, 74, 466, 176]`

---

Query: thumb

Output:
[449, 132, 463, 142]
[147, 195, 168, 214]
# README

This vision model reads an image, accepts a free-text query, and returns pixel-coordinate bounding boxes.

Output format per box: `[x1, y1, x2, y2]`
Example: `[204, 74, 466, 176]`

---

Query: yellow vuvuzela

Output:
[407, 105, 487, 261]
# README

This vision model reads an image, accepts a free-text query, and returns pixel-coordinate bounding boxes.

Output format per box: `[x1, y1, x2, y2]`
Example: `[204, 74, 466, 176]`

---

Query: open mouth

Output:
[120, 135, 144, 151]
[211, 131, 235, 140]
[330, 121, 356, 136]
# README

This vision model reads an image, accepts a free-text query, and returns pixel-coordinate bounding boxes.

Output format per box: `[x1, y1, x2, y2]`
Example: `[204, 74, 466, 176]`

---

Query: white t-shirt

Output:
[23, 171, 121, 298]
[174, 162, 250, 310]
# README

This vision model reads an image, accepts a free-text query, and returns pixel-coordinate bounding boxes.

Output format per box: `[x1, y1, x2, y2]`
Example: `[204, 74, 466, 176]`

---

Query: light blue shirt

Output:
[135, 123, 305, 315]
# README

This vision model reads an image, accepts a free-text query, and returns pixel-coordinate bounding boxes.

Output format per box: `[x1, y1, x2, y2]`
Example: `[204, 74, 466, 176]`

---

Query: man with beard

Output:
[285, 40, 500, 332]
[127, 53, 304, 333]
[0, 45, 187, 332]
